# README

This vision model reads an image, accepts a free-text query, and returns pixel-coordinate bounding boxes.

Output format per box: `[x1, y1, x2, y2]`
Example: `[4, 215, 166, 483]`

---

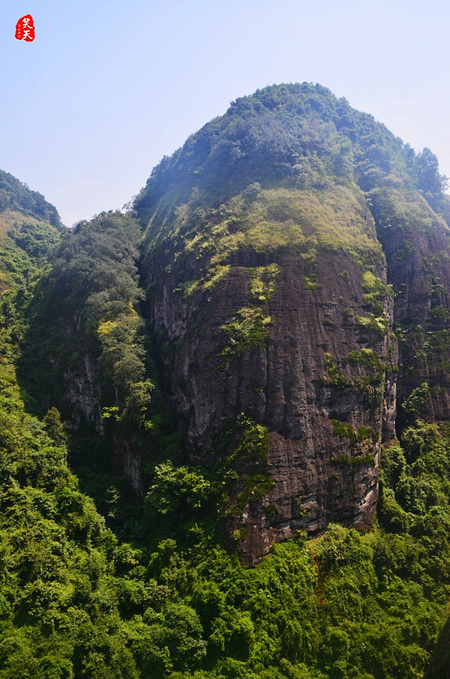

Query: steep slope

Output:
[2, 102, 450, 677]
[135, 83, 450, 563]
[16, 84, 450, 566]
[18, 212, 157, 495]
[369, 188, 450, 423]
[138, 183, 394, 563]
[0, 171, 63, 373]
[0, 171, 62, 293]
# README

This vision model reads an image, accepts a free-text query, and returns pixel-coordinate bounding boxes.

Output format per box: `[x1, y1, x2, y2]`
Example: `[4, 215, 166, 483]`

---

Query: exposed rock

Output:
[369, 188, 450, 422]
[63, 354, 104, 434]
[135, 83, 450, 562]
[143, 186, 396, 563]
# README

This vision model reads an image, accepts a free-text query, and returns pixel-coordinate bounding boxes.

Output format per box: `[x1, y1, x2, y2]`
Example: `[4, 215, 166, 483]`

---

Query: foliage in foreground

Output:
[0, 337, 449, 678]
[0, 201, 448, 678]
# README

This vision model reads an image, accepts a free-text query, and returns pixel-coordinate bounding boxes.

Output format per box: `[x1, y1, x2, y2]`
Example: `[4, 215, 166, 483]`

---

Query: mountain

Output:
[133, 83, 450, 563]
[0, 170, 62, 292]
[2, 84, 450, 678]
[0, 171, 63, 377]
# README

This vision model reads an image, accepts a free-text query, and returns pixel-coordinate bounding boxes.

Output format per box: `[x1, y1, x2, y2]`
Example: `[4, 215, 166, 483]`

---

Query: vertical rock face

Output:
[370, 188, 450, 422]
[142, 185, 396, 563]
[135, 83, 450, 562]
[53, 314, 104, 435]
[17, 211, 148, 494]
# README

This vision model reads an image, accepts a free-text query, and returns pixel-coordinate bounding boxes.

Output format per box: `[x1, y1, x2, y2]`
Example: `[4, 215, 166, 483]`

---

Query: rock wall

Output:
[144, 188, 397, 563]
[370, 188, 450, 422]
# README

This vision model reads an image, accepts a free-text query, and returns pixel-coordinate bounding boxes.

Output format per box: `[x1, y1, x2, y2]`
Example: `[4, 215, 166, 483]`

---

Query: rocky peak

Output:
[135, 84, 450, 562]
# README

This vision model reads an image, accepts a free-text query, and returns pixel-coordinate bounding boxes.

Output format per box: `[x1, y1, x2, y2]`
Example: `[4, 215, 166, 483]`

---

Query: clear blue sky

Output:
[2, 0, 450, 226]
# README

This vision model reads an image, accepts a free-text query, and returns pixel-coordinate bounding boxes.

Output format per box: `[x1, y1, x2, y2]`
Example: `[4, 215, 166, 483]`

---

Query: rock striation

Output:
[140, 183, 397, 563]
[135, 83, 450, 563]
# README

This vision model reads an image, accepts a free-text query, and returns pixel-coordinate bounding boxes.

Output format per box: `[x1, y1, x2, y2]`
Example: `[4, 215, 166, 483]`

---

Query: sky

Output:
[2, 0, 450, 227]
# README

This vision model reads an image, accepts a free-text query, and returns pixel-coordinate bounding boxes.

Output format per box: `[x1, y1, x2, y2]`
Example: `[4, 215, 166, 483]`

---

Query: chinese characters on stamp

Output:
[15, 15, 35, 42]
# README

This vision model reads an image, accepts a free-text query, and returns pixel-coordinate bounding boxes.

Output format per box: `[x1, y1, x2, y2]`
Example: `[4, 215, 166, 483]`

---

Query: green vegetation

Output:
[143, 183, 385, 282]
[2, 336, 450, 678]
[331, 420, 379, 468]
[355, 311, 389, 337]
[362, 270, 385, 314]
[347, 348, 386, 381]
[20, 211, 154, 429]
[136, 83, 448, 236]
[303, 274, 322, 290]
[429, 305, 450, 322]
[332, 419, 379, 445]
[1, 82, 450, 677]
[220, 307, 273, 362]
[396, 241, 417, 261]
[0, 169, 61, 227]
[209, 414, 274, 520]
[354, 266, 390, 338]
[369, 187, 445, 241]
[135, 414, 450, 679]
[319, 349, 389, 404]
[0, 362, 142, 678]
[318, 352, 349, 389]
[0, 211, 62, 371]
[219, 265, 279, 365]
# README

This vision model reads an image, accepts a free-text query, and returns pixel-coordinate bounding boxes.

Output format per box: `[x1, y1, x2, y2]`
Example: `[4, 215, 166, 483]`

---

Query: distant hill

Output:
[0, 169, 61, 227]
[0, 170, 62, 295]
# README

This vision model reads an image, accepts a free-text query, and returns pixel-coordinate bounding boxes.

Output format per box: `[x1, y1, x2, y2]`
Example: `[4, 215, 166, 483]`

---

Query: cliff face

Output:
[50, 312, 104, 435]
[135, 84, 450, 562]
[141, 182, 398, 563]
[370, 188, 450, 421]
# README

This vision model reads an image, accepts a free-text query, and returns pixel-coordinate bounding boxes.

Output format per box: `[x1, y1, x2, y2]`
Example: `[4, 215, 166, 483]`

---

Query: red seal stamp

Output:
[15, 15, 35, 42]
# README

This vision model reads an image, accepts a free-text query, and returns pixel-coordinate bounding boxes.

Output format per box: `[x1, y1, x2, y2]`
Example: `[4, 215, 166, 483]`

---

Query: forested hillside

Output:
[1, 84, 450, 677]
